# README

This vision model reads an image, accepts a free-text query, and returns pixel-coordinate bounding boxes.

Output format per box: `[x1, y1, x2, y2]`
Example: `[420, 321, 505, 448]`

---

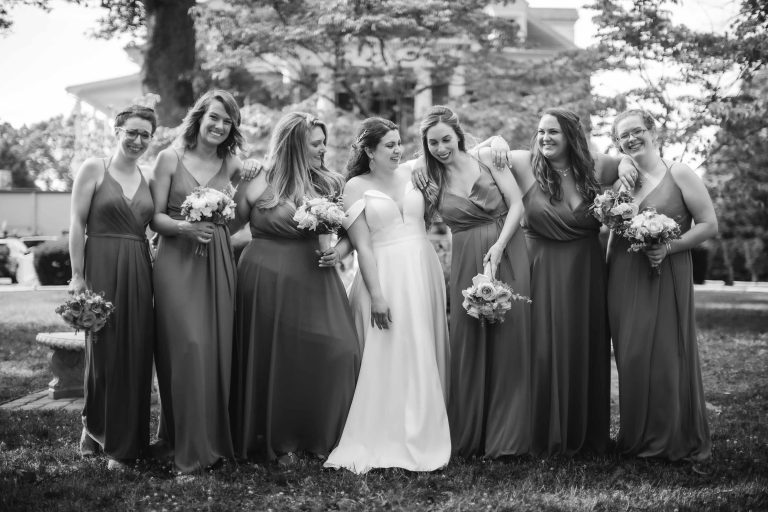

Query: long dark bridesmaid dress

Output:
[440, 161, 532, 457]
[153, 151, 236, 472]
[523, 184, 610, 456]
[608, 165, 711, 461]
[230, 190, 360, 461]
[82, 159, 154, 461]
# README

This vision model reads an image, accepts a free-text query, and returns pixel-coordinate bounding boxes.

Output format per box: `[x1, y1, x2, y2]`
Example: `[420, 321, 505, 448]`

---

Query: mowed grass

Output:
[1, 288, 767, 511]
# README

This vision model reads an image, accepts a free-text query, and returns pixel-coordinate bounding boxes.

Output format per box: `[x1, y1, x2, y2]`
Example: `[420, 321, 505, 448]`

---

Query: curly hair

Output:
[258, 112, 345, 209]
[419, 105, 468, 225]
[345, 117, 399, 181]
[531, 108, 601, 204]
[178, 89, 244, 159]
[114, 105, 157, 134]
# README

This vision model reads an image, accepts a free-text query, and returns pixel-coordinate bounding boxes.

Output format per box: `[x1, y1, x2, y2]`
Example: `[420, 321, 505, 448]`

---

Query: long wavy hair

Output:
[345, 117, 398, 181]
[258, 112, 345, 209]
[419, 105, 468, 224]
[178, 89, 245, 159]
[531, 108, 600, 204]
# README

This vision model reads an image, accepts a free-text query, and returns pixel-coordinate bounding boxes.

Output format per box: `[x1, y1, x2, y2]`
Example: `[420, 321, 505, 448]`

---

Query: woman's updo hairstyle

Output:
[345, 117, 398, 181]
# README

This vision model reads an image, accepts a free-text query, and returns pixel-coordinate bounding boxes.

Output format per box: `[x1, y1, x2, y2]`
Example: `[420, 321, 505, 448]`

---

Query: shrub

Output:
[33, 239, 71, 286]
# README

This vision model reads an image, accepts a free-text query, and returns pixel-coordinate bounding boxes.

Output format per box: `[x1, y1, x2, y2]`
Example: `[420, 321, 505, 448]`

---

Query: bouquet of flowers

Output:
[180, 185, 236, 256]
[55, 290, 115, 342]
[461, 271, 531, 325]
[622, 208, 682, 275]
[589, 189, 638, 236]
[293, 195, 346, 251]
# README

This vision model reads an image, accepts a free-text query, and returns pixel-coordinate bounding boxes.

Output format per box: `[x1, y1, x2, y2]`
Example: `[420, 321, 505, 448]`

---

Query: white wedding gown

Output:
[324, 182, 451, 474]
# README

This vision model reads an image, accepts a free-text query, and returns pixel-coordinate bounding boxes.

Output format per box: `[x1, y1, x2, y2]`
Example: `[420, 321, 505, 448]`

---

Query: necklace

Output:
[553, 167, 570, 177]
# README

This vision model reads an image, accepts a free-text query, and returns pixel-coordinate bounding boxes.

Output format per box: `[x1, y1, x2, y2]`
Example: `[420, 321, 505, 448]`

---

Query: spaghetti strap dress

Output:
[230, 189, 360, 461]
[82, 159, 154, 461]
[522, 184, 610, 456]
[607, 164, 711, 461]
[440, 161, 532, 457]
[153, 151, 236, 472]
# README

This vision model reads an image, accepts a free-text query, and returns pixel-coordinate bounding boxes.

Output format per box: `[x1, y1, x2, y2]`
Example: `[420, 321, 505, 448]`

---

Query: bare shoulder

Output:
[668, 159, 698, 181]
[154, 147, 181, 174]
[75, 157, 106, 182]
[226, 154, 244, 178]
[343, 176, 368, 206]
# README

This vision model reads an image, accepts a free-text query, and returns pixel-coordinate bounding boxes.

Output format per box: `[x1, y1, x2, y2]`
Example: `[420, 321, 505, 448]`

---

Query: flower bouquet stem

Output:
[318, 233, 333, 253]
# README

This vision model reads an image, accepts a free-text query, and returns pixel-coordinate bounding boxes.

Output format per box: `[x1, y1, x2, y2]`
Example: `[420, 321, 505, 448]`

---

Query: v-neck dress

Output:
[607, 166, 711, 461]
[440, 162, 532, 458]
[324, 182, 450, 473]
[230, 187, 360, 461]
[82, 159, 154, 461]
[153, 151, 236, 472]
[522, 184, 610, 456]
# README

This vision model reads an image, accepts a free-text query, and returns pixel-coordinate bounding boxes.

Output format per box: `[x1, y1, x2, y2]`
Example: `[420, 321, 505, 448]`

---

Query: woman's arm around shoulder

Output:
[148, 148, 182, 235]
[233, 168, 269, 231]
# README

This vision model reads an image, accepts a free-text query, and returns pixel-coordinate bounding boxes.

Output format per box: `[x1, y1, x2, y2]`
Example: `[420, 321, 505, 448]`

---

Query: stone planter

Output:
[36, 331, 85, 399]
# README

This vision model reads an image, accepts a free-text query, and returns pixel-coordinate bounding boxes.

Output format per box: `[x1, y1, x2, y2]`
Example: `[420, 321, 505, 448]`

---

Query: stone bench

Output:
[36, 331, 86, 399]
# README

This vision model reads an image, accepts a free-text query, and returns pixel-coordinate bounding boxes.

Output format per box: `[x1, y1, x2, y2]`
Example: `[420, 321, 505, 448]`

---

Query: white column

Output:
[448, 65, 466, 98]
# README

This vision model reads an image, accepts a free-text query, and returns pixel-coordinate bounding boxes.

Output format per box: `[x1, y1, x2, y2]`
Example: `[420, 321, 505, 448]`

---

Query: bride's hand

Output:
[371, 295, 392, 330]
[482, 243, 505, 278]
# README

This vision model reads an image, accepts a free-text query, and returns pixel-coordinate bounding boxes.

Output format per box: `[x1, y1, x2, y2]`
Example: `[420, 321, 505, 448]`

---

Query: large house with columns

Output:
[66, 1, 578, 124]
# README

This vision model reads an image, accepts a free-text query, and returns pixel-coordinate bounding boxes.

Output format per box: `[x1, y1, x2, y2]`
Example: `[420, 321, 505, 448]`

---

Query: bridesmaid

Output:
[608, 109, 716, 460]
[499, 108, 631, 456]
[68, 104, 156, 470]
[149, 90, 246, 473]
[230, 112, 360, 463]
[416, 105, 532, 458]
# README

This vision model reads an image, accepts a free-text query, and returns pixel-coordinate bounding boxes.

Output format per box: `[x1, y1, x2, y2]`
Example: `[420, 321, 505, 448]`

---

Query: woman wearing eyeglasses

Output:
[228, 112, 360, 464]
[68, 104, 157, 471]
[608, 109, 716, 461]
[149, 90, 251, 473]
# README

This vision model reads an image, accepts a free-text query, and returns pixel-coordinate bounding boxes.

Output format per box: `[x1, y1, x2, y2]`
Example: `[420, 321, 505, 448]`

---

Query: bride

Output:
[324, 117, 450, 474]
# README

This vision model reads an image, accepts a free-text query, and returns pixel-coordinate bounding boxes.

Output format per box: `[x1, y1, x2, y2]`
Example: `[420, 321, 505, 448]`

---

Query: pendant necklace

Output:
[554, 167, 570, 177]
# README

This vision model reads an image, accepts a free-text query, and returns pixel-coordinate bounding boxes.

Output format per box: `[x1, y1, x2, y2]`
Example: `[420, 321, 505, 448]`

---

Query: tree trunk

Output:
[742, 238, 764, 282]
[142, 0, 197, 126]
[720, 237, 735, 286]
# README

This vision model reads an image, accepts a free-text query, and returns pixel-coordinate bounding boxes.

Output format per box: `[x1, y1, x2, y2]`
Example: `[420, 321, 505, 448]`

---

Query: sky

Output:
[0, 0, 741, 128]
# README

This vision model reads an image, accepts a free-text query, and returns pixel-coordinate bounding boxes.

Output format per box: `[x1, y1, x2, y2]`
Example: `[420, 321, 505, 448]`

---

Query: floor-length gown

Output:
[440, 161, 532, 458]
[523, 184, 610, 456]
[608, 166, 711, 461]
[153, 153, 236, 472]
[231, 190, 360, 461]
[324, 182, 451, 473]
[82, 160, 154, 461]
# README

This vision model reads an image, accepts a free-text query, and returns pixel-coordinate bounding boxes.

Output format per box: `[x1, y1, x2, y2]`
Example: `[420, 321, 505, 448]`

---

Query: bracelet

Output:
[665, 241, 672, 254]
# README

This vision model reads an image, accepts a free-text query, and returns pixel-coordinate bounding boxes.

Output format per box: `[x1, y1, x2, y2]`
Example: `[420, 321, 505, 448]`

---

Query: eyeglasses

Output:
[118, 127, 153, 142]
[617, 128, 647, 142]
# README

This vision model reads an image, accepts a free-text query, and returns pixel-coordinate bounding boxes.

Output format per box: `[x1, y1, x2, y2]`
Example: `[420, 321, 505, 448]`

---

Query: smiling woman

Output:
[67, 104, 157, 471]
[149, 89, 248, 474]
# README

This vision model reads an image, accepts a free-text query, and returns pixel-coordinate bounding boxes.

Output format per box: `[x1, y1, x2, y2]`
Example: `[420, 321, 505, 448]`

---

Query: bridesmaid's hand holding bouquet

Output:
[55, 290, 115, 342]
[462, 265, 531, 325]
[293, 195, 346, 251]
[180, 185, 236, 256]
[622, 208, 682, 275]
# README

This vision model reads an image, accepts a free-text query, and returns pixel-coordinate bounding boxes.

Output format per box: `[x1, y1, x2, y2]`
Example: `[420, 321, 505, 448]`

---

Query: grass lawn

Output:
[1, 288, 767, 511]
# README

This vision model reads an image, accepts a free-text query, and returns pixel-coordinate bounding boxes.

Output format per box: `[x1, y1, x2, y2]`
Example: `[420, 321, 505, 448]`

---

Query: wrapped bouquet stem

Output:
[180, 185, 236, 257]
